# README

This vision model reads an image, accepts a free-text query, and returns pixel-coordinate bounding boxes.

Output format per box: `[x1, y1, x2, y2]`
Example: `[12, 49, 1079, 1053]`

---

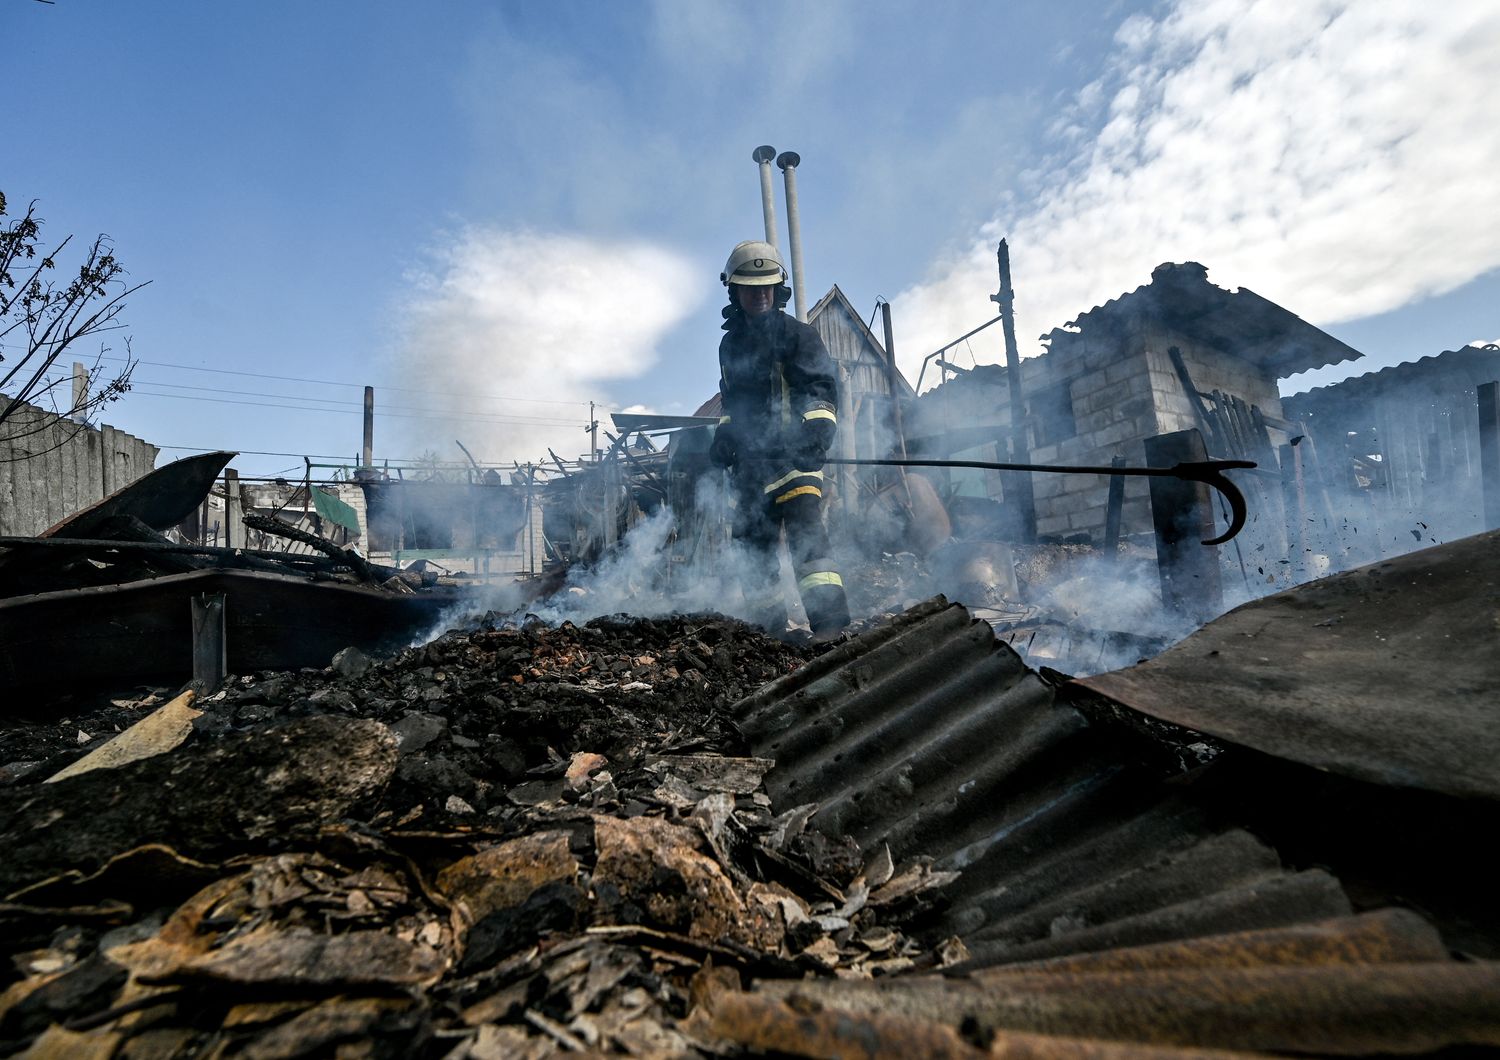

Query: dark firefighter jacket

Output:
[717, 306, 839, 461]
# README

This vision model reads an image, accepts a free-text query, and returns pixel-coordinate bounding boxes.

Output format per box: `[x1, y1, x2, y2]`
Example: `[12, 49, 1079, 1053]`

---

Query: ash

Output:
[0, 612, 965, 1056]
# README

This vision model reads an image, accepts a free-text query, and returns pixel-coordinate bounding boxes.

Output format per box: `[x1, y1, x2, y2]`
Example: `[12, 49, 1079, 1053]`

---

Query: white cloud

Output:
[895, 0, 1500, 385]
[390, 228, 702, 462]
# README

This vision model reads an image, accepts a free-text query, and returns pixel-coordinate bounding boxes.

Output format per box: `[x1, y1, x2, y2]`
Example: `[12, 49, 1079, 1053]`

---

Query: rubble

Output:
[0, 611, 962, 1056]
[3, 533, 1499, 1054]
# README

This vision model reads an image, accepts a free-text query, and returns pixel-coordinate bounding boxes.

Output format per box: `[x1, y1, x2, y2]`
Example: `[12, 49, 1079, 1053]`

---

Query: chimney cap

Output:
[752, 145, 777, 163]
[776, 150, 801, 170]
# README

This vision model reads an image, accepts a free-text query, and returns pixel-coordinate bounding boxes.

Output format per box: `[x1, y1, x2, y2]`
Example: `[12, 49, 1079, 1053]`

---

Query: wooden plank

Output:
[1144, 429, 1222, 622]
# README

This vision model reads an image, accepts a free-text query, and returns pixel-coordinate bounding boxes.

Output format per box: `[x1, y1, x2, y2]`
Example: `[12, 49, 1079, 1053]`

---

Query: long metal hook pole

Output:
[807, 456, 1256, 546]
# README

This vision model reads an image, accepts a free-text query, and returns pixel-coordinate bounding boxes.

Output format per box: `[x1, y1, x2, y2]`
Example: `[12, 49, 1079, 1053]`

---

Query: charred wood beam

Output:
[1144, 429, 1223, 622]
[242, 513, 377, 582]
[604, 432, 668, 496]
[1480, 381, 1500, 532]
[1103, 454, 1126, 555]
[0, 535, 342, 573]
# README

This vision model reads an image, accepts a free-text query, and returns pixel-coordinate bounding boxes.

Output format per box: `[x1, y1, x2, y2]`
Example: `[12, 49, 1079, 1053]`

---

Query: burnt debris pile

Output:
[0, 614, 969, 1057]
[0, 451, 481, 696]
[3, 531, 1500, 1055]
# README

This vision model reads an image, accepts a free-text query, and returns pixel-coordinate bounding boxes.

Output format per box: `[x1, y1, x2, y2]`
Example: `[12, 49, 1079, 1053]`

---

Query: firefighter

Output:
[708, 240, 851, 638]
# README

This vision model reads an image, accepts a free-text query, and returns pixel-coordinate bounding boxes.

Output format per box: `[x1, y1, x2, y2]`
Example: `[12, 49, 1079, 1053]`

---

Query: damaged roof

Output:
[732, 601, 1353, 967]
[1284, 342, 1500, 417]
[808, 285, 916, 395]
[1047, 261, 1363, 379]
[1072, 528, 1500, 801]
[723, 582, 1500, 1051]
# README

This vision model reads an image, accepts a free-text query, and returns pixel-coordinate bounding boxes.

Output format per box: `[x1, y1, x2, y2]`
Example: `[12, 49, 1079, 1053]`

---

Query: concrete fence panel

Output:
[0, 397, 159, 536]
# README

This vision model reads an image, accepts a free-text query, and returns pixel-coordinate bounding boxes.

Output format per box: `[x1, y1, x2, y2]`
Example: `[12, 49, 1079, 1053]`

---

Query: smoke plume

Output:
[390, 226, 702, 463]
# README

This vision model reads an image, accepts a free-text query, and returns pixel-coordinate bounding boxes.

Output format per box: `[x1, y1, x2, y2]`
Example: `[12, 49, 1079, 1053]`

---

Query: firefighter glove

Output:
[799, 410, 836, 470]
[709, 423, 739, 468]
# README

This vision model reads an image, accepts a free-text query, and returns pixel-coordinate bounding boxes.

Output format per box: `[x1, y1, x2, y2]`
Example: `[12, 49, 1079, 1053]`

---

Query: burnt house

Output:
[807, 285, 915, 518]
[359, 473, 546, 577]
[908, 262, 1362, 553]
[1282, 343, 1500, 555]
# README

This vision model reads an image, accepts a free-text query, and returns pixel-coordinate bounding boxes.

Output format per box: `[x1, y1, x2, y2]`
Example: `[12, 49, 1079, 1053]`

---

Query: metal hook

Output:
[1167, 460, 1255, 545]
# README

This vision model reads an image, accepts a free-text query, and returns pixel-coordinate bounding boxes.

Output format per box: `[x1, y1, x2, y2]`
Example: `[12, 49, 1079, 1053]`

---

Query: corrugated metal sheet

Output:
[747, 928, 1500, 1055]
[730, 593, 1500, 1053]
[734, 599, 1353, 967]
[1073, 529, 1500, 800]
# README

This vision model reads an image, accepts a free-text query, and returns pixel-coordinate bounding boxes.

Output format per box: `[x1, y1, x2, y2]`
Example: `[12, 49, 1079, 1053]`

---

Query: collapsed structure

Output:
[5, 145, 1500, 1051]
[1, 532, 1498, 1055]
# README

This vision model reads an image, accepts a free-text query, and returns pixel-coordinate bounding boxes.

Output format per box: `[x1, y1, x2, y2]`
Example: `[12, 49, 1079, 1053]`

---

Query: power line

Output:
[155, 445, 363, 459]
[24, 371, 590, 426]
[81, 353, 600, 407]
[112, 377, 592, 420]
[154, 443, 571, 466]
[125, 389, 587, 426]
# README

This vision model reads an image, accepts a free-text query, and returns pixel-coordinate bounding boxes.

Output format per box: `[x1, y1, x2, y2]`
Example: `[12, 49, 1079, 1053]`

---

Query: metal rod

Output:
[878, 301, 914, 511]
[878, 302, 908, 459]
[915, 314, 1004, 393]
[777, 151, 807, 322]
[749, 455, 1255, 545]
[753, 145, 779, 251]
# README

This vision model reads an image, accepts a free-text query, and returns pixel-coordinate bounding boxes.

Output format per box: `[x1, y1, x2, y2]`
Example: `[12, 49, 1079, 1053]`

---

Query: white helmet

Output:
[721, 240, 787, 287]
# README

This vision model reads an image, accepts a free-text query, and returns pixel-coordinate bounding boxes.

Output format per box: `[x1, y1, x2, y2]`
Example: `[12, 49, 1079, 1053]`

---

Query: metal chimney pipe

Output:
[362, 386, 375, 468]
[777, 150, 808, 322]
[753, 145, 780, 251]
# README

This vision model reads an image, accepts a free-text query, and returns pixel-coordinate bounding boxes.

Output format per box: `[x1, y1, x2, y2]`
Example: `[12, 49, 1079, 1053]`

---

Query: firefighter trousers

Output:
[730, 466, 851, 636]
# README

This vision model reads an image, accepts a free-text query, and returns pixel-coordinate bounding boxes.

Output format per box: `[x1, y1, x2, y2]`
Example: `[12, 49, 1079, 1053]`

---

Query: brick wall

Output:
[1025, 324, 1289, 544]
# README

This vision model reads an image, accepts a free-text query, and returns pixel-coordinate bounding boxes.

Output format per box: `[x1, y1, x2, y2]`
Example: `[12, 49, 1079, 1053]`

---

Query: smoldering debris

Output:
[0, 613, 967, 1057]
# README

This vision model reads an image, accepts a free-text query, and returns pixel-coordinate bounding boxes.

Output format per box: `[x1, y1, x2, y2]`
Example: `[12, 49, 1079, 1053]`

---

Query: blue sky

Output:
[6, 0, 1497, 478]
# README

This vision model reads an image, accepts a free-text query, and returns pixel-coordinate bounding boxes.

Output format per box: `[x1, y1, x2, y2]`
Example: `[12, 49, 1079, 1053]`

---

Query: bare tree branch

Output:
[0, 193, 144, 447]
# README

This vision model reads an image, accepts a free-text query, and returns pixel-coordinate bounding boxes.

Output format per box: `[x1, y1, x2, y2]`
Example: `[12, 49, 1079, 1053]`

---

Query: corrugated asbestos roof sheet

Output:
[1046, 262, 1362, 379]
[733, 600, 1347, 966]
[730, 590, 1500, 1054]
[1073, 529, 1500, 800]
[735, 912, 1500, 1055]
[1283, 342, 1500, 413]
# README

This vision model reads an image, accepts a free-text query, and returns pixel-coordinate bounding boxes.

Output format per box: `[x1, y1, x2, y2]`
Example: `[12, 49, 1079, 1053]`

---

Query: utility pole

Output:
[991, 239, 1036, 543]
[880, 301, 913, 511]
[589, 401, 599, 462]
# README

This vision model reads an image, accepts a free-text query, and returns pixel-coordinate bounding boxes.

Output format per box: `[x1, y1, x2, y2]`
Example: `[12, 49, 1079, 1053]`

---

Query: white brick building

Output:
[908, 262, 1361, 544]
